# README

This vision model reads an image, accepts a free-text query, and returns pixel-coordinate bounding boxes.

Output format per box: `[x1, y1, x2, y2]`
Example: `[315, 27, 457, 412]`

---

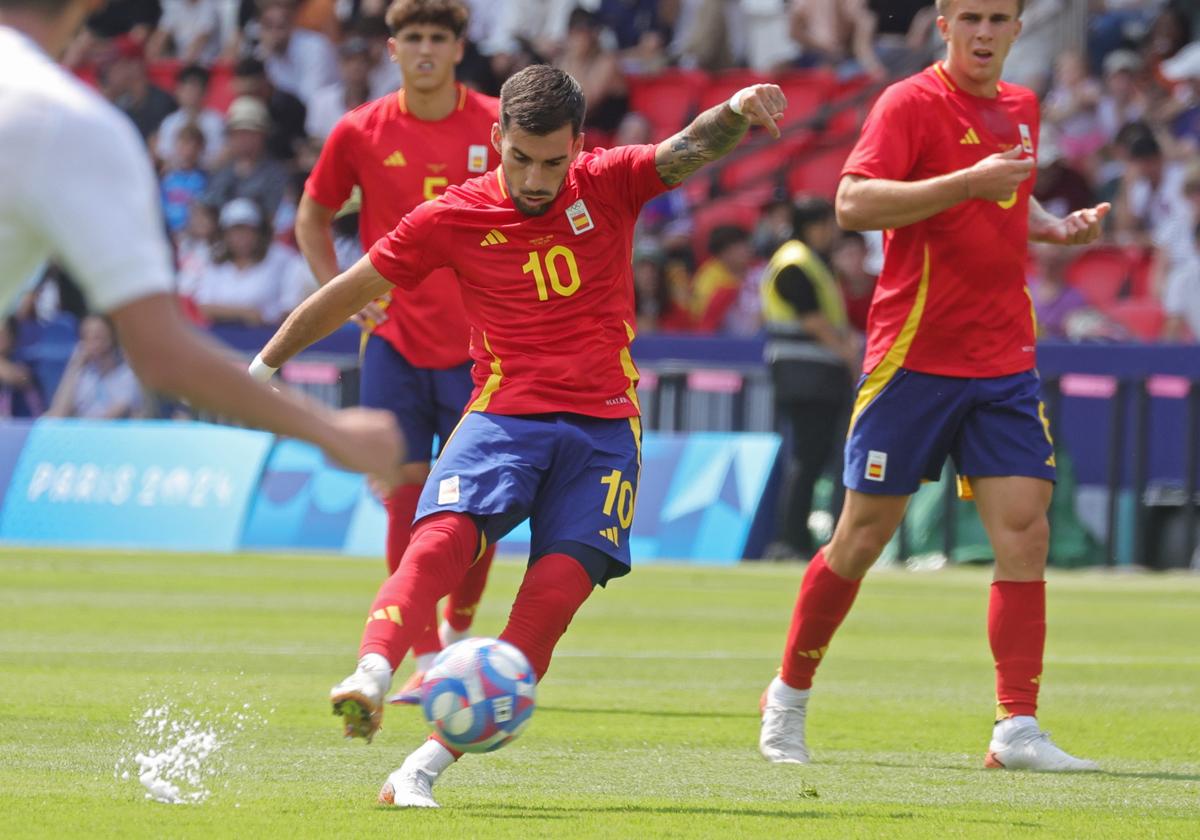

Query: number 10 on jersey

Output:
[523, 245, 581, 301]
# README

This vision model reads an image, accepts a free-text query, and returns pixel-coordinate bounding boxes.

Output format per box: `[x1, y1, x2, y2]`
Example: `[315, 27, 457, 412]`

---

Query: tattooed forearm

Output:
[654, 103, 749, 186]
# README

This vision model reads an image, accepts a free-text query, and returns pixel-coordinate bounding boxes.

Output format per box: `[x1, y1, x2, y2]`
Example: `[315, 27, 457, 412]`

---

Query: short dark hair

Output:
[500, 65, 587, 136]
[177, 122, 206, 148]
[1129, 133, 1161, 160]
[792, 196, 835, 237]
[708, 225, 750, 257]
[233, 57, 267, 79]
[384, 0, 468, 37]
[937, 0, 1025, 15]
[176, 63, 210, 87]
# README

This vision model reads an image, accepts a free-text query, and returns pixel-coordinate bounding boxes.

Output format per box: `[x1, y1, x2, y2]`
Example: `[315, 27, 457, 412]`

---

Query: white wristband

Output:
[728, 92, 745, 116]
[248, 353, 279, 382]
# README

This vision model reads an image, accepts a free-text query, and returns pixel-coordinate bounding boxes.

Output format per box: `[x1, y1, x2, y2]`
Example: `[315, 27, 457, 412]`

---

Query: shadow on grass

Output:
[849, 759, 1200, 783]
[447, 802, 1043, 827]
[1099, 770, 1200, 782]
[538, 705, 757, 721]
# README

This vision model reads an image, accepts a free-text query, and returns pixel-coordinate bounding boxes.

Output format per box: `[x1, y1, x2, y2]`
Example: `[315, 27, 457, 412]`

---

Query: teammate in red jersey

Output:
[256, 64, 788, 806]
[253, 0, 499, 688]
[759, 0, 1109, 772]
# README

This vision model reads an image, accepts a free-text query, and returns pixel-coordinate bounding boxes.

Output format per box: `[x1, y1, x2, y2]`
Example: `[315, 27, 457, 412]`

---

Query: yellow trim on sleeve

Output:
[848, 244, 932, 434]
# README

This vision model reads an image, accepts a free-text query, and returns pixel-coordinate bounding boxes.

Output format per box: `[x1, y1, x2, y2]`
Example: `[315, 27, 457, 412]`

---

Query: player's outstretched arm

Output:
[257, 254, 393, 371]
[1028, 197, 1111, 246]
[837, 147, 1035, 231]
[110, 294, 405, 479]
[654, 84, 787, 186]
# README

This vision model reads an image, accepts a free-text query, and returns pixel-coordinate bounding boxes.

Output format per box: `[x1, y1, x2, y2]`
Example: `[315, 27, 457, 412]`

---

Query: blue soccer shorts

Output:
[359, 334, 475, 463]
[843, 367, 1056, 498]
[415, 411, 642, 577]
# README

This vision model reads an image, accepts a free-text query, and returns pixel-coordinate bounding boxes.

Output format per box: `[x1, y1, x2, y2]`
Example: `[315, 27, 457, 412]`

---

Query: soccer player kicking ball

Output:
[0, 0, 402, 483]
[253, 0, 500, 697]
[255, 65, 787, 806]
[759, 0, 1108, 772]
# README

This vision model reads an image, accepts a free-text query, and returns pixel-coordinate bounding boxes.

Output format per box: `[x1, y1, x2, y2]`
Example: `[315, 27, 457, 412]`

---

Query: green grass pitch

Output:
[1, 548, 1197, 838]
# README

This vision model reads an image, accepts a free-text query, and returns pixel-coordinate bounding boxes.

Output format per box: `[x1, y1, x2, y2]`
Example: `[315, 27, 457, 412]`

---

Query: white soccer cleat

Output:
[758, 676, 811, 764]
[439, 619, 469, 647]
[984, 717, 1100, 772]
[378, 740, 456, 808]
[330, 656, 391, 743]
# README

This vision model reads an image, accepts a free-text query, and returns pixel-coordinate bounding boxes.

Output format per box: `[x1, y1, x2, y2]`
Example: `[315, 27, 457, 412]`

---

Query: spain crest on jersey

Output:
[565, 199, 595, 235]
[468, 144, 488, 173]
[1019, 123, 1035, 155]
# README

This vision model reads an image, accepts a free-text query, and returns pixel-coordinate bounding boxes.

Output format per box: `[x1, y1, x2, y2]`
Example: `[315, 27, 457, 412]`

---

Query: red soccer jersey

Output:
[368, 144, 673, 418]
[305, 85, 499, 369]
[841, 63, 1040, 378]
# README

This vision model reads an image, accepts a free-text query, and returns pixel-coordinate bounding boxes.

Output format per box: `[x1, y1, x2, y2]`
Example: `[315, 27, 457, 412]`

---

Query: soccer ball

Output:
[419, 637, 536, 753]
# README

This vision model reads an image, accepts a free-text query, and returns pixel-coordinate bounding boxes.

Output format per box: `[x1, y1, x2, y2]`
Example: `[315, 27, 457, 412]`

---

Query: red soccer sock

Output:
[383, 484, 423, 575]
[445, 544, 496, 632]
[359, 512, 479, 669]
[779, 548, 862, 690]
[988, 580, 1045, 719]
[499, 553, 594, 681]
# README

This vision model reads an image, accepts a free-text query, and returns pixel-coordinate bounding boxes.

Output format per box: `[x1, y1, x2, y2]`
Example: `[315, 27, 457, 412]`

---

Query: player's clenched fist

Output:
[963, 146, 1035, 202]
[729, 84, 788, 139]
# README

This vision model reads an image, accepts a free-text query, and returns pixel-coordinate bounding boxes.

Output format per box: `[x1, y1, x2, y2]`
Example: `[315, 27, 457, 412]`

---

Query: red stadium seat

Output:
[691, 198, 764, 261]
[627, 70, 707, 138]
[775, 69, 836, 128]
[1065, 246, 1133, 307]
[1103, 298, 1165, 341]
[698, 69, 772, 112]
[786, 141, 855, 198]
[718, 134, 813, 194]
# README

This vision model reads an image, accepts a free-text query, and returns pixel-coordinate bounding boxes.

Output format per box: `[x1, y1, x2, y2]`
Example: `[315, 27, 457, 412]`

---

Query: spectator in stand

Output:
[156, 65, 226, 168]
[255, 0, 339, 107]
[830, 230, 875, 334]
[555, 9, 628, 142]
[46, 315, 144, 420]
[1110, 125, 1186, 246]
[671, 0, 739, 72]
[753, 191, 796, 259]
[1028, 242, 1092, 341]
[147, 0, 222, 64]
[1044, 51, 1107, 167]
[160, 124, 210, 235]
[1163, 218, 1200, 342]
[760, 197, 858, 562]
[182, 198, 307, 325]
[632, 242, 670, 335]
[355, 16, 403, 98]
[1001, 0, 1068, 91]
[100, 34, 177, 142]
[790, 0, 885, 80]
[867, 0, 936, 75]
[0, 318, 44, 418]
[1034, 128, 1097, 220]
[1142, 4, 1192, 77]
[203, 96, 291, 220]
[1160, 42, 1200, 153]
[742, 0, 800, 74]
[176, 201, 220, 289]
[1097, 50, 1149, 142]
[232, 57, 308, 162]
[1158, 164, 1200, 342]
[691, 225, 755, 334]
[307, 37, 374, 142]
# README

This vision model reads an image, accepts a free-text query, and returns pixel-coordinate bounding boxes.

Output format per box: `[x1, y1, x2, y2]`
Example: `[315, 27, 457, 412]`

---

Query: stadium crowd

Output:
[5, 0, 1200, 421]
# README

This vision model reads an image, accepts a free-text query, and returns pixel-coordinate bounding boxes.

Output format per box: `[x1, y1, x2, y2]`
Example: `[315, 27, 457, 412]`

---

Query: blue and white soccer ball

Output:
[419, 637, 536, 753]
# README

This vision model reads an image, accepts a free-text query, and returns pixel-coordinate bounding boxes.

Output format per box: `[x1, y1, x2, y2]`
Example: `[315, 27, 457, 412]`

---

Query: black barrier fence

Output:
[251, 355, 1200, 569]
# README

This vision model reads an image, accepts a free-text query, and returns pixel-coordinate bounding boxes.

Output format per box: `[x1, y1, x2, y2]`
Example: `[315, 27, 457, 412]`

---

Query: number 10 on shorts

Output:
[600, 469, 635, 529]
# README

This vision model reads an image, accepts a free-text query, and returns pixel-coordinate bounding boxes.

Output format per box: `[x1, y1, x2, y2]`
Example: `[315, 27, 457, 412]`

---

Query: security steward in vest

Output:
[761, 197, 862, 561]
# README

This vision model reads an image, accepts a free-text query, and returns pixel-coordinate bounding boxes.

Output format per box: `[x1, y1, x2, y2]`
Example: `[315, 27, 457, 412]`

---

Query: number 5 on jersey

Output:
[523, 245, 581, 301]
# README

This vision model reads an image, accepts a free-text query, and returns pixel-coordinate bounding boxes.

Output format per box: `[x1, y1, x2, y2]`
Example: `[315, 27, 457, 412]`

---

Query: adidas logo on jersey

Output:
[480, 229, 508, 246]
[598, 526, 620, 547]
[383, 150, 407, 166]
[959, 128, 981, 145]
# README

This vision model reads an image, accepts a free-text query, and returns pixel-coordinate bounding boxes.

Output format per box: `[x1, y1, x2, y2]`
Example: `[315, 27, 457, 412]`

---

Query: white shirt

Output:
[71, 360, 144, 418]
[183, 243, 306, 323]
[305, 82, 349, 141]
[159, 0, 221, 63]
[0, 28, 173, 315]
[264, 29, 339, 107]
[156, 106, 226, 166]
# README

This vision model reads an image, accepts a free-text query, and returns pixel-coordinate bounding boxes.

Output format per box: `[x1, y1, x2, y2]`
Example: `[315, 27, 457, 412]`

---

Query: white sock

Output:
[414, 652, 437, 672]
[357, 653, 393, 693]
[994, 715, 1038, 737]
[766, 675, 810, 707]
[408, 738, 457, 778]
